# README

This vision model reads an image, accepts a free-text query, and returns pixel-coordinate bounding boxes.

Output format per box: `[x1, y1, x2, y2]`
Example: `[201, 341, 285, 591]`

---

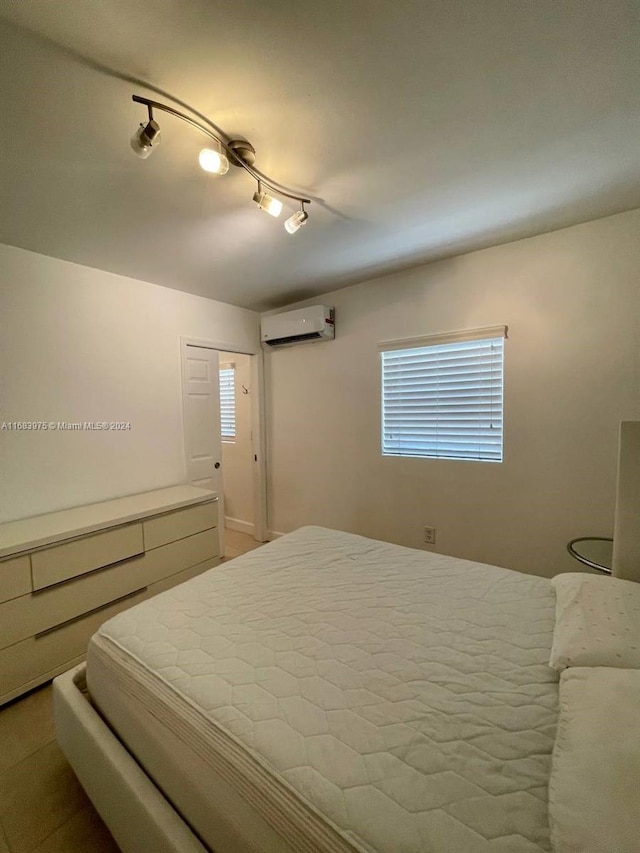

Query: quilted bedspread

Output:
[91, 526, 559, 853]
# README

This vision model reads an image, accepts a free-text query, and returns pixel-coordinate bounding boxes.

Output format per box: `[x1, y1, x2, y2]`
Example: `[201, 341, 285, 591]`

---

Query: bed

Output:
[55, 526, 563, 853]
[52, 421, 640, 853]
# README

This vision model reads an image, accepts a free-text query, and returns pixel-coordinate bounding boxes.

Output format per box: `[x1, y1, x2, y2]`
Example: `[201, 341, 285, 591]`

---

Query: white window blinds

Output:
[380, 326, 506, 462]
[219, 364, 236, 440]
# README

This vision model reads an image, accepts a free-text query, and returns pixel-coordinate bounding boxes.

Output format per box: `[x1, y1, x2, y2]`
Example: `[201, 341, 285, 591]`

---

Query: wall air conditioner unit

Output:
[261, 305, 335, 348]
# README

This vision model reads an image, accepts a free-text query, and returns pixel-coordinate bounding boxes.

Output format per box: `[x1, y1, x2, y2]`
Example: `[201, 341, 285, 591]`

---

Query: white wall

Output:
[220, 352, 254, 530]
[0, 243, 259, 523]
[265, 209, 640, 577]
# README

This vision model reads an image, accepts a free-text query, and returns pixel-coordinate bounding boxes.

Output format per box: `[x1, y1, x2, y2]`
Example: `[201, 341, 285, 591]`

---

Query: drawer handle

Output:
[35, 587, 147, 638]
[32, 551, 145, 594]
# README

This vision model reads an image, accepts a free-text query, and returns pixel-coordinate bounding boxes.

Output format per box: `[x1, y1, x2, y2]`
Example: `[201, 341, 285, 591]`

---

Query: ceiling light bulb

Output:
[198, 147, 229, 175]
[253, 190, 283, 218]
[130, 120, 160, 159]
[284, 210, 309, 234]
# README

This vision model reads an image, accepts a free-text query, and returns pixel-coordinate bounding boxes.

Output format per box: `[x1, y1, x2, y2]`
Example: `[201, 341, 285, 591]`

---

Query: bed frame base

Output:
[53, 664, 208, 853]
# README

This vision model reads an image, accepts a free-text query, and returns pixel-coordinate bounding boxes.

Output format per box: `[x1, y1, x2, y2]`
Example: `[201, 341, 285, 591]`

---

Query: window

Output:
[380, 326, 506, 462]
[219, 363, 236, 440]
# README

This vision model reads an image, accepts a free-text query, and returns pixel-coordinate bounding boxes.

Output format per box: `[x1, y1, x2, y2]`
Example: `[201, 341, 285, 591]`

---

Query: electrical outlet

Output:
[424, 526, 436, 545]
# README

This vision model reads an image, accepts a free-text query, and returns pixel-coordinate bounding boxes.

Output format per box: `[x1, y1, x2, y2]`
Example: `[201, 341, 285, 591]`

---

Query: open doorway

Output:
[218, 351, 260, 557]
[180, 338, 267, 561]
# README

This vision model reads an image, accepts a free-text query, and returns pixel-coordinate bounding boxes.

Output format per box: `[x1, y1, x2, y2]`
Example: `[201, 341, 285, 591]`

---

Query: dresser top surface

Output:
[0, 485, 218, 559]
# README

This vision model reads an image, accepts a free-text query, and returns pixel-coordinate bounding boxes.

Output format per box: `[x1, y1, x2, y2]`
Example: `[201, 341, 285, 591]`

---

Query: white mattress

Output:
[87, 526, 559, 853]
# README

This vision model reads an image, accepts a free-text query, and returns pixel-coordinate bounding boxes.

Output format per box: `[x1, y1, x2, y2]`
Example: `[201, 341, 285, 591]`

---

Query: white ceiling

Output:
[0, 0, 638, 310]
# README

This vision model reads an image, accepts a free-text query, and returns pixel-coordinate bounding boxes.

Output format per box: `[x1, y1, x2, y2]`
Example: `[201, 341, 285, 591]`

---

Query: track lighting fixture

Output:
[253, 182, 283, 218]
[130, 119, 160, 159]
[130, 94, 310, 232]
[285, 207, 309, 234]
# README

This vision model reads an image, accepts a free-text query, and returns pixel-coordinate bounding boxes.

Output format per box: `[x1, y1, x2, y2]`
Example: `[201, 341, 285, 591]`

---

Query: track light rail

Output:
[131, 95, 311, 206]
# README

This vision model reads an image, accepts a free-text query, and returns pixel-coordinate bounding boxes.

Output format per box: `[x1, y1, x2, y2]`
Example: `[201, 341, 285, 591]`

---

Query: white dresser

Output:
[0, 485, 219, 705]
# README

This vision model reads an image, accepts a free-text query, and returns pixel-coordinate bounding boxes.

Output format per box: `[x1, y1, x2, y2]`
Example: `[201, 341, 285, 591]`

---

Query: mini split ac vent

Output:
[261, 306, 335, 348]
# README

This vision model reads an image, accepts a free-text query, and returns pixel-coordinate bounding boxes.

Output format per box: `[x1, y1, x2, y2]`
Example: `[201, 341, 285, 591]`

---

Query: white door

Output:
[182, 344, 224, 553]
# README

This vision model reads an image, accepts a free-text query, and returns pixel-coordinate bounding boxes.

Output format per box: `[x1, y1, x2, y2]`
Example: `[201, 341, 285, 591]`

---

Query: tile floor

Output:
[0, 530, 263, 853]
[223, 527, 265, 559]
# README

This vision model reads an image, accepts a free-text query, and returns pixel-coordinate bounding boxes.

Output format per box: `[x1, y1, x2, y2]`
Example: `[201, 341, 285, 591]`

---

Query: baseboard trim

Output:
[225, 517, 255, 536]
[267, 530, 285, 540]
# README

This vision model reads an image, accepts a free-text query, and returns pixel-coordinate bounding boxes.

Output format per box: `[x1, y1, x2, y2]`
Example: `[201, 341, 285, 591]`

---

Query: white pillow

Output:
[549, 667, 640, 853]
[549, 573, 640, 670]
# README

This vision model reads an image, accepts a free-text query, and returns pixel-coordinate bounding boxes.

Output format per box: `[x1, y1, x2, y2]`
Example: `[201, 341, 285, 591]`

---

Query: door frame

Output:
[180, 337, 268, 544]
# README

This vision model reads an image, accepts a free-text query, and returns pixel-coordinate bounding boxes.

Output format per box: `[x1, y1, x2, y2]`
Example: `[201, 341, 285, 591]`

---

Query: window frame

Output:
[379, 325, 507, 463]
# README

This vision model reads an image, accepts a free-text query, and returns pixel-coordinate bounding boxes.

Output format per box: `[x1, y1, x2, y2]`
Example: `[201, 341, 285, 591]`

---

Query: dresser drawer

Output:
[0, 587, 147, 700]
[0, 555, 32, 604]
[31, 523, 144, 590]
[143, 500, 218, 550]
[0, 556, 219, 702]
[0, 529, 219, 649]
